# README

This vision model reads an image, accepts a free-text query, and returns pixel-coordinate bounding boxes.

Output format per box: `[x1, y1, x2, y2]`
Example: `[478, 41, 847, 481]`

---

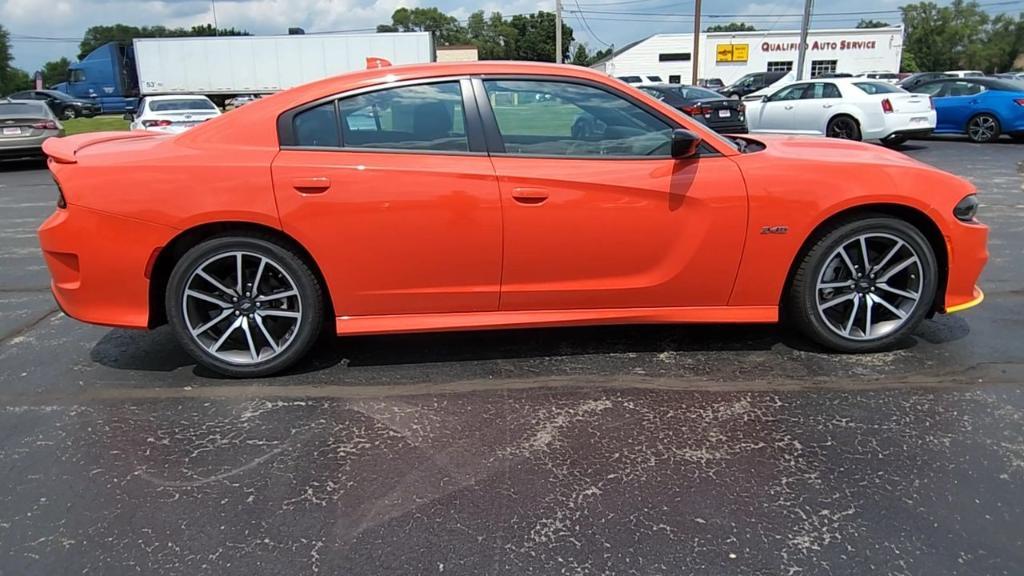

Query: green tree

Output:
[571, 43, 591, 66]
[508, 11, 574, 62]
[856, 19, 891, 28]
[0, 25, 32, 95]
[705, 22, 756, 32]
[377, 7, 469, 45]
[41, 57, 72, 87]
[78, 24, 249, 59]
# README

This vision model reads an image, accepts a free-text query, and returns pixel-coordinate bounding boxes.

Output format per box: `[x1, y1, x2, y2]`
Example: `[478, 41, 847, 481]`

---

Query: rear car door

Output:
[476, 77, 747, 311]
[790, 82, 842, 134]
[271, 78, 503, 317]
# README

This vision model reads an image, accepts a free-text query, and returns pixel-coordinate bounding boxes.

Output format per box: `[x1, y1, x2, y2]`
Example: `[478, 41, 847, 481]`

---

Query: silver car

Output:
[0, 100, 64, 160]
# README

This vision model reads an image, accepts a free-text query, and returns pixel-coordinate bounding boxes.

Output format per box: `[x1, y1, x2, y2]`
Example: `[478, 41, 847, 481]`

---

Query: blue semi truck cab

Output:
[52, 42, 139, 113]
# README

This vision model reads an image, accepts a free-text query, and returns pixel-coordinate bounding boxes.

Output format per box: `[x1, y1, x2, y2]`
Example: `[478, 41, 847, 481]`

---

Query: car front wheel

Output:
[166, 235, 324, 377]
[787, 217, 937, 352]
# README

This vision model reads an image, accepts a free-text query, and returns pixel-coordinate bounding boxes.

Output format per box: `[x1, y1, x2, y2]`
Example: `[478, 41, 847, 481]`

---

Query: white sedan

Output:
[126, 95, 221, 134]
[745, 78, 936, 146]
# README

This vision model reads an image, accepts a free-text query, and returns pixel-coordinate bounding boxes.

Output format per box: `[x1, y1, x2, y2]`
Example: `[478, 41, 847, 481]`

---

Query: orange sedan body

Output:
[37, 61, 987, 375]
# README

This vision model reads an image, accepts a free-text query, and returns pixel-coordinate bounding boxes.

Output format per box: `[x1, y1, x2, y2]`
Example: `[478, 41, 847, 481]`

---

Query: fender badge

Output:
[761, 225, 789, 235]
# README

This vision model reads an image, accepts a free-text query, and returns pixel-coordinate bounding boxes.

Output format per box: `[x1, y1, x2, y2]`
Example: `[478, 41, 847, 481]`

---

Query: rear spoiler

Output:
[43, 131, 158, 164]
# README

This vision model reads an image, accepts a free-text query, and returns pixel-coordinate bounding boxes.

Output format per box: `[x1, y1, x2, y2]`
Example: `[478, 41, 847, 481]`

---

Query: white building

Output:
[591, 26, 904, 85]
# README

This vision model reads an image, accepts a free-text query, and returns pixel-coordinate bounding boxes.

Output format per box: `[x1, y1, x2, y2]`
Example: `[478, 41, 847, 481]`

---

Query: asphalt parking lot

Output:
[0, 138, 1022, 575]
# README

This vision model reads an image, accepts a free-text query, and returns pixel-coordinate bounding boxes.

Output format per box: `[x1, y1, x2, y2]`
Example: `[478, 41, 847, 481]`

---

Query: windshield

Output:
[669, 86, 724, 101]
[149, 99, 217, 112]
[854, 82, 904, 95]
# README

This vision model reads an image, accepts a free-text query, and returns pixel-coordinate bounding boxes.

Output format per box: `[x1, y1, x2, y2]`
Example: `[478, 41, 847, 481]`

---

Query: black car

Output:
[897, 72, 953, 92]
[6, 89, 100, 120]
[717, 71, 788, 99]
[638, 84, 747, 134]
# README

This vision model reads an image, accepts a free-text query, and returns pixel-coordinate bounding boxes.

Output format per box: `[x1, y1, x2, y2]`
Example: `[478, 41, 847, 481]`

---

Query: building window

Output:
[810, 60, 838, 78]
[766, 61, 793, 72]
[668, 75, 681, 84]
[659, 53, 691, 62]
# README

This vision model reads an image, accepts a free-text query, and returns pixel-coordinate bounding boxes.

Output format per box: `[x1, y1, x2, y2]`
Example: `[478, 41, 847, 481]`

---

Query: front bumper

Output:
[37, 204, 177, 329]
[942, 219, 989, 314]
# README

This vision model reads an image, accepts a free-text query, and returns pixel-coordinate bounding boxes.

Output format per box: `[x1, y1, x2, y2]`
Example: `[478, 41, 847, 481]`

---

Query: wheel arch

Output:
[827, 111, 862, 132]
[147, 221, 332, 328]
[779, 203, 949, 315]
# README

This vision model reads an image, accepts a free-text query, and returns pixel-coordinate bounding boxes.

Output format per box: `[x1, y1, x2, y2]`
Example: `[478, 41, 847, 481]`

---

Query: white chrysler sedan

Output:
[745, 79, 936, 146]
[126, 95, 221, 134]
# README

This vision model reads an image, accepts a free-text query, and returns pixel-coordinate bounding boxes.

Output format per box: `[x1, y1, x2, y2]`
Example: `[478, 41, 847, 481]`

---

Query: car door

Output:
[750, 83, 807, 132]
[926, 80, 982, 132]
[476, 77, 747, 311]
[790, 82, 843, 135]
[271, 78, 503, 317]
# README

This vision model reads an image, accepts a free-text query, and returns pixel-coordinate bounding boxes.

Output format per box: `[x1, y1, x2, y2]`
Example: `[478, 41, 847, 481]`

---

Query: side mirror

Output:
[761, 94, 769, 102]
[122, 112, 134, 121]
[670, 128, 702, 159]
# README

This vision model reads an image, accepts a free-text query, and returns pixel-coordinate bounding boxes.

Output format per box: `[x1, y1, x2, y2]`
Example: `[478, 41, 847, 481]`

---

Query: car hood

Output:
[746, 134, 929, 168]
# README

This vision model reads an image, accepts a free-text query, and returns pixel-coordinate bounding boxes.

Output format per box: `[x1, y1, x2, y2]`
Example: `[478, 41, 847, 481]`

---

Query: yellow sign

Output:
[716, 43, 749, 62]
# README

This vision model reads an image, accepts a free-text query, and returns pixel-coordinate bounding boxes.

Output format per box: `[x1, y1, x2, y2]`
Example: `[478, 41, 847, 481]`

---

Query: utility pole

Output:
[691, 0, 701, 84]
[211, 0, 219, 32]
[795, 0, 814, 80]
[555, 0, 563, 63]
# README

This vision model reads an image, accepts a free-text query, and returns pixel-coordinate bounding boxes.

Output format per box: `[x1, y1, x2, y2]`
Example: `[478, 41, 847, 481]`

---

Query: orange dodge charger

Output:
[38, 62, 988, 377]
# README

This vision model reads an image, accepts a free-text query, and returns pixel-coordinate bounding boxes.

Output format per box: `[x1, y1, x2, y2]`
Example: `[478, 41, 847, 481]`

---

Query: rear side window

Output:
[293, 102, 340, 147]
[482, 79, 673, 157]
[854, 82, 902, 95]
[339, 82, 468, 152]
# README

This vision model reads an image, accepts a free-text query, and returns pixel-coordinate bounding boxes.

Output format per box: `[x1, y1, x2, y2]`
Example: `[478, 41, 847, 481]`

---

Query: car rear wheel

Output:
[787, 217, 937, 352]
[61, 106, 79, 120]
[166, 235, 324, 377]
[966, 113, 1000, 143]
[826, 116, 861, 141]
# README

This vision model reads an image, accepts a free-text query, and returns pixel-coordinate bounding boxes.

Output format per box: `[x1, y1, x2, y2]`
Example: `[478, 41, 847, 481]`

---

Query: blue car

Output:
[914, 77, 1024, 142]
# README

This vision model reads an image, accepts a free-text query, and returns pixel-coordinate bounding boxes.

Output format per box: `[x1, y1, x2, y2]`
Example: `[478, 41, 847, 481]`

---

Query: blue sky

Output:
[0, 0, 1018, 72]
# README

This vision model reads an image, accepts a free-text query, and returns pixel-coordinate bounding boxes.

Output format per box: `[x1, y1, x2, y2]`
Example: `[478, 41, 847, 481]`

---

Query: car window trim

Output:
[277, 75, 488, 156]
[472, 74, 721, 159]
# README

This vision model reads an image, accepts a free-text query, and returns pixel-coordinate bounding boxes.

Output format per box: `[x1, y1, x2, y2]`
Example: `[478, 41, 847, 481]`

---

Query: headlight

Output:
[953, 194, 978, 222]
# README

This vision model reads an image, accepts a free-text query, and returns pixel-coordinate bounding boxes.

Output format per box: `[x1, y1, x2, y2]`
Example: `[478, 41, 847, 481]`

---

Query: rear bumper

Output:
[887, 128, 934, 139]
[942, 219, 989, 314]
[37, 204, 177, 329]
[865, 110, 937, 140]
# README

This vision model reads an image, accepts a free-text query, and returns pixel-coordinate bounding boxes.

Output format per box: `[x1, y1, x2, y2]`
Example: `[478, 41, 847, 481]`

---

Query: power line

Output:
[572, 0, 613, 47]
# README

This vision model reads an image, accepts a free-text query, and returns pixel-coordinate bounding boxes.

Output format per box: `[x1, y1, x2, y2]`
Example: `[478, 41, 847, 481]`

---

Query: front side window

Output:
[483, 79, 673, 157]
[947, 81, 985, 96]
[339, 82, 468, 152]
[768, 83, 809, 102]
[69, 69, 85, 83]
[915, 82, 947, 96]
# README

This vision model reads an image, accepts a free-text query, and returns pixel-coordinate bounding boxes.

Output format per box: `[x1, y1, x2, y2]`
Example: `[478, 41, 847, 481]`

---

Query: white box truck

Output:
[133, 32, 435, 96]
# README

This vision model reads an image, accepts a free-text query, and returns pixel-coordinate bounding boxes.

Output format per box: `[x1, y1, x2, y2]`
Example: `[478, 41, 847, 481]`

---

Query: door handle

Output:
[822, 104, 833, 108]
[291, 176, 331, 193]
[784, 105, 794, 110]
[511, 187, 549, 204]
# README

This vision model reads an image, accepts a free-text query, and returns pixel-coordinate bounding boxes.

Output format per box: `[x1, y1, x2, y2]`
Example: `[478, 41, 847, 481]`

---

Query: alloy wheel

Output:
[828, 118, 857, 140]
[968, 115, 997, 142]
[815, 233, 923, 341]
[181, 251, 302, 365]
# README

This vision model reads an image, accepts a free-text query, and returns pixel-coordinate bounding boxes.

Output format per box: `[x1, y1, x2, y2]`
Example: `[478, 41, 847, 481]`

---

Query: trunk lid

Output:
[883, 92, 932, 114]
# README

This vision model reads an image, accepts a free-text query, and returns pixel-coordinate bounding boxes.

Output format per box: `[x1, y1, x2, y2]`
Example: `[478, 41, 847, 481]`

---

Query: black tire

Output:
[787, 216, 938, 353]
[881, 134, 909, 148]
[166, 235, 324, 377]
[826, 115, 861, 141]
[61, 106, 79, 120]
[966, 113, 1000, 143]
